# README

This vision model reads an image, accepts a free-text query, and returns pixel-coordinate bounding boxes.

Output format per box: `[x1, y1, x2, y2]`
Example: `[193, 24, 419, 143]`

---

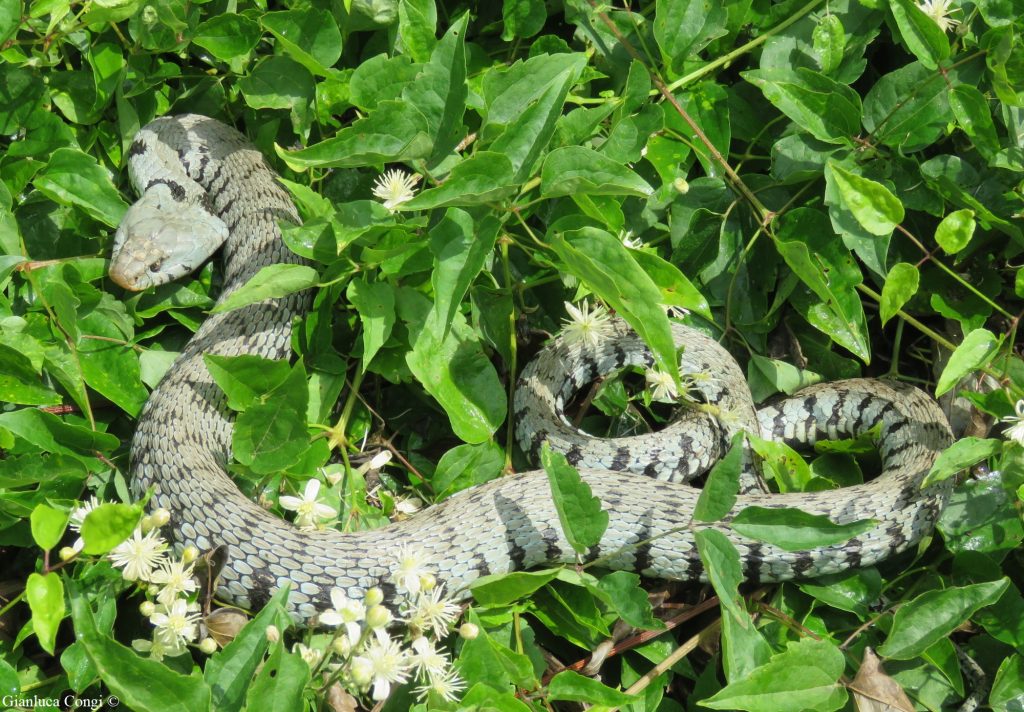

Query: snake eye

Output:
[148, 260, 163, 273]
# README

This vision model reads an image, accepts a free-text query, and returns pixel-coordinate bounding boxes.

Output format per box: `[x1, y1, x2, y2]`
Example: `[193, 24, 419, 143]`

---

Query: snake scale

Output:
[109, 114, 954, 622]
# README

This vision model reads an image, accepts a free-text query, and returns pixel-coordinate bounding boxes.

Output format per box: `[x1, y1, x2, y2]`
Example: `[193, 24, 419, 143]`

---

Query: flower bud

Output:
[365, 605, 392, 630]
[140, 515, 155, 533]
[350, 656, 373, 686]
[265, 625, 280, 643]
[419, 573, 436, 592]
[58, 546, 77, 562]
[152, 508, 171, 527]
[459, 623, 479, 640]
[139, 601, 156, 617]
[181, 545, 199, 564]
[364, 587, 384, 607]
[198, 637, 218, 654]
[331, 635, 351, 656]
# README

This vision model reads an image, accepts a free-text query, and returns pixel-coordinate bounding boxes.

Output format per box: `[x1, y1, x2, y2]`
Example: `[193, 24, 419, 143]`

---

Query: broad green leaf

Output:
[0, 342, 60, 406]
[654, 0, 726, 71]
[934, 208, 976, 253]
[0, 409, 119, 459]
[629, 248, 713, 320]
[742, 68, 862, 144]
[483, 53, 585, 130]
[749, 431, 811, 493]
[541, 443, 609, 555]
[80, 503, 143, 555]
[233, 362, 310, 474]
[237, 56, 315, 133]
[597, 571, 663, 630]
[935, 328, 999, 397]
[550, 228, 679, 384]
[991, 655, 1024, 712]
[470, 569, 560, 607]
[68, 578, 212, 711]
[78, 303, 149, 416]
[26, 573, 64, 655]
[825, 160, 904, 236]
[33, 148, 129, 227]
[700, 638, 847, 711]
[541, 146, 653, 198]
[0, 656, 18, 697]
[721, 600, 772, 682]
[458, 611, 537, 690]
[922, 437, 1002, 487]
[346, 279, 396, 368]
[244, 639, 309, 710]
[949, 85, 1000, 158]
[878, 579, 1010, 659]
[880, 262, 919, 325]
[204, 587, 293, 712]
[747, 355, 821, 402]
[548, 670, 640, 705]
[502, 0, 546, 39]
[0, 65, 45, 136]
[403, 152, 516, 209]
[863, 62, 952, 152]
[348, 54, 420, 111]
[695, 528, 747, 628]
[260, 8, 342, 75]
[731, 507, 876, 551]
[433, 441, 505, 498]
[890, 0, 949, 70]
[812, 14, 845, 74]
[211, 264, 318, 314]
[204, 355, 291, 412]
[398, 0, 437, 62]
[694, 432, 745, 522]
[30, 504, 69, 551]
[799, 568, 883, 619]
[192, 14, 262, 60]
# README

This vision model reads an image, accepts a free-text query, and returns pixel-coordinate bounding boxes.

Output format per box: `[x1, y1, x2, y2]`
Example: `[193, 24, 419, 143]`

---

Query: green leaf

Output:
[799, 568, 883, 619]
[742, 68, 862, 144]
[458, 611, 537, 690]
[237, 56, 314, 133]
[695, 528, 747, 628]
[211, 264, 318, 314]
[0, 409, 119, 459]
[26, 573, 64, 655]
[192, 14, 262, 60]
[550, 227, 680, 384]
[948, 85, 1000, 158]
[934, 208, 976, 253]
[68, 578, 212, 711]
[430, 210, 499, 336]
[244, 639, 309, 710]
[548, 669, 640, 705]
[880, 262, 919, 325]
[502, 0, 546, 39]
[204, 355, 291, 412]
[33, 148, 129, 227]
[541, 146, 653, 198]
[991, 655, 1024, 712]
[80, 503, 143, 555]
[694, 432, 745, 522]
[433, 441, 505, 498]
[812, 14, 845, 74]
[935, 328, 999, 397]
[890, 0, 949, 70]
[260, 8, 342, 75]
[597, 571, 663, 629]
[629, 248, 713, 321]
[398, 0, 437, 62]
[346, 279, 396, 368]
[863, 62, 952, 152]
[825, 160, 904, 236]
[731, 507, 876, 551]
[403, 152, 517, 209]
[747, 355, 821, 402]
[654, 0, 726, 71]
[541, 443, 609, 555]
[700, 638, 847, 711]
[922, 437, 1002, 487]
[233, 361, 310, 474]
[878, 579, 1010, 659]
[30, 504, 69, 551]
[205, 587, 293, 712]
[471, 569, 560, 607]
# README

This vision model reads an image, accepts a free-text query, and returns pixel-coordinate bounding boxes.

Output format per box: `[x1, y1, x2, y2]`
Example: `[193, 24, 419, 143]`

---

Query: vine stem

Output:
[856, 283, 958, 352]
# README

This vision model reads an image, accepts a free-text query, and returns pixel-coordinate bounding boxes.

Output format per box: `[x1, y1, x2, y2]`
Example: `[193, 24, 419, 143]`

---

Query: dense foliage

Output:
[2, 0, 1024, 709]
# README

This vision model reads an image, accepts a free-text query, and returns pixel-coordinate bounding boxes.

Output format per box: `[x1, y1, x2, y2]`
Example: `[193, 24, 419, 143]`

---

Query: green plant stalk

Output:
[857, 283, 958, 352]
[501, 237, 518, 473]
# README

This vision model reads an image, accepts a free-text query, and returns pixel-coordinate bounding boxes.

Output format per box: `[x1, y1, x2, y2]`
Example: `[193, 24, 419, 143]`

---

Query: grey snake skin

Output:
[110, 114, 954, 622]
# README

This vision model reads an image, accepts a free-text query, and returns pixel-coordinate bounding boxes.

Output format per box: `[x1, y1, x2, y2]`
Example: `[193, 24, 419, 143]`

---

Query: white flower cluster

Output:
[1002, 399, 1024, 446]
[305, 545, 466, 704]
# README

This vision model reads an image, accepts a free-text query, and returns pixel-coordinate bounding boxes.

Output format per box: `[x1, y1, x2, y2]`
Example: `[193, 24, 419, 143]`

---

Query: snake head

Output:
[110, 183, 229, 291]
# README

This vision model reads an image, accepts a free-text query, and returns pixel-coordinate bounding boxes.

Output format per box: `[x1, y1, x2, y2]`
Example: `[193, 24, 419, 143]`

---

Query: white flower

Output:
[1003, 399, 1024, 445]
[293, 642, 323, 668]
[355, 634, 410, 701]
[917, 0, 961, 32]
[149, 599, 200, 648]
[108, 527, 168, 582]
[279, 480, 338, 530]
[408, 636, 451, 682]
[415, 668, 466, 703]
[391, 545, 431, 596]
[69, 496, 100, 531]
[407, 586, 461, 637]
[664, 304, 690, 319]
[561, 301, 615, 350]
[372, 169, 417, 211]
[149, 558, 198, 605]
[619, 230, 642, 249]
[355, 450, 393, 476]
[319, 587, 366, 646]
[645, 367, 679, 402]
[133, 634, 182, 661]
[394, 496, 423, 516]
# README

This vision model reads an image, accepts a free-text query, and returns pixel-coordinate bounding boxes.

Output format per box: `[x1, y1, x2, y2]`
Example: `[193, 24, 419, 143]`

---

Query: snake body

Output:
[110, 115, 954, 622]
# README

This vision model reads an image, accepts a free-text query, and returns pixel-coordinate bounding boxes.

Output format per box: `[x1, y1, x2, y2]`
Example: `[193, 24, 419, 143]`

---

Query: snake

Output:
[109, 114, 954, 623]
